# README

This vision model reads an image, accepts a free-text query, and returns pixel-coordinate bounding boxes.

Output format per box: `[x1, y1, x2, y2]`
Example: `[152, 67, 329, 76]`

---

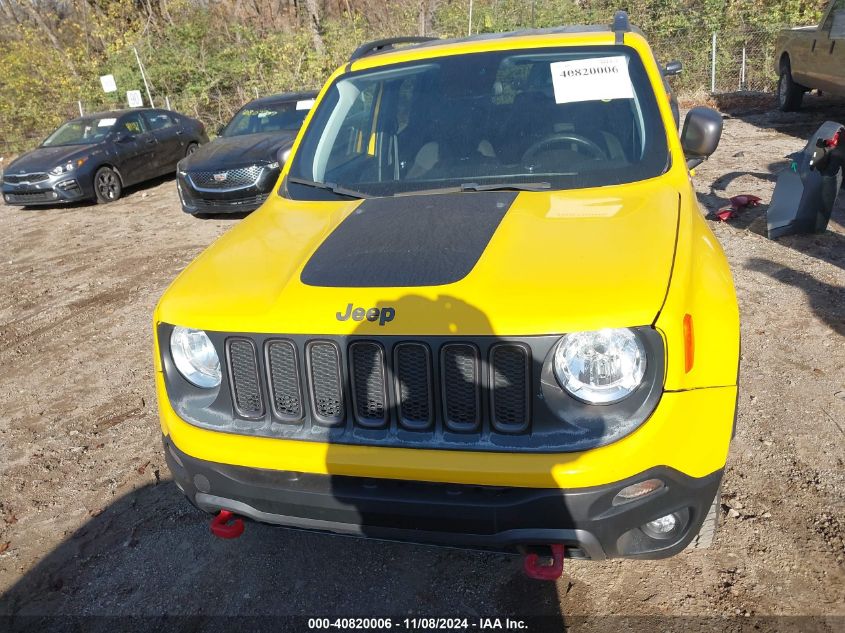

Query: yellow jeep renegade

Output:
[154, 12, 739, 562]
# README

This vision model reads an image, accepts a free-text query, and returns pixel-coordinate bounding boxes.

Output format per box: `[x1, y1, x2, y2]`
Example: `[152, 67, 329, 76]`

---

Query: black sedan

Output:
[2, 109, 208, 206]
[176, 91, 317, 216]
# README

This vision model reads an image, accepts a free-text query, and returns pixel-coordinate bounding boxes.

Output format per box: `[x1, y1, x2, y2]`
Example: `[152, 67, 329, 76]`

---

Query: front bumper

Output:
[2, 177, 88, 205]
[165, 436, 722, 559]
[176, 169, 277, 214]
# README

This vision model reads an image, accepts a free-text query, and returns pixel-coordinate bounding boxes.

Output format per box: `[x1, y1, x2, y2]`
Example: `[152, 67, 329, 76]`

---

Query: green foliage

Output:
[0, 0, 833, 155]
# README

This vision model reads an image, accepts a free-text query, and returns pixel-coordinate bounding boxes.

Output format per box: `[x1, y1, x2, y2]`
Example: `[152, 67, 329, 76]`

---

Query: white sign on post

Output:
[100, 74, 117, 93]
[549, 56, 634, 105]
[126, 90, 144, 108]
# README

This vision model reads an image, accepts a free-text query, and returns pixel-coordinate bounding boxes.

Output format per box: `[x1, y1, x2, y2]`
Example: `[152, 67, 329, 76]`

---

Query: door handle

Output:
[812, 39, 817, 52]
[176, 130, 184, 135]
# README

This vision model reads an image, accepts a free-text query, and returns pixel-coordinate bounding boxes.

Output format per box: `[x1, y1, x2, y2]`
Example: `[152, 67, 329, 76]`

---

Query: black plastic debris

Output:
[767, 121, 844, 239]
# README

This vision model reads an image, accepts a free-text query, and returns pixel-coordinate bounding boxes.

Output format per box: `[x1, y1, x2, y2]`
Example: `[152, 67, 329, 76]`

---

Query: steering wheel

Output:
[521, 133, 607, 165]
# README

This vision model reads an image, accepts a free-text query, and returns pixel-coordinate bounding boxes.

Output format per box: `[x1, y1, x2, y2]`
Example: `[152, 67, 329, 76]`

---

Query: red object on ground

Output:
[715, 207, 737, 222]
[210, 510, 244, 539]
[729, 194, 761, 209]
[523, 544, 565, 580]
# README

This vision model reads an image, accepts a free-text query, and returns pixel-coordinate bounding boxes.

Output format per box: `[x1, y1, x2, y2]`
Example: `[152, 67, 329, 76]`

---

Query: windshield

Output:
[41, 116, 118, 146]
[222, 100, 311, 137]
[286, 46, 669, 199]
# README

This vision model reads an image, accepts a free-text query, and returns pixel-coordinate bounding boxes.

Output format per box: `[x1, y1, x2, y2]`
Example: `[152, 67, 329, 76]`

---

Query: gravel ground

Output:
[0, 94, 843, 633]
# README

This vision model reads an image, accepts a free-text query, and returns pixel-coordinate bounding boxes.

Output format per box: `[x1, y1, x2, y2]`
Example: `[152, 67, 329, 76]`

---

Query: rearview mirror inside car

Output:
[681, 106, 723, 170]
[663, 60, 683, 76]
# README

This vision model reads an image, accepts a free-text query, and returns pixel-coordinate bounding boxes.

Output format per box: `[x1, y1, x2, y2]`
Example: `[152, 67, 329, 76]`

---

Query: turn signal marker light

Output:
[683, 314, 695, 373]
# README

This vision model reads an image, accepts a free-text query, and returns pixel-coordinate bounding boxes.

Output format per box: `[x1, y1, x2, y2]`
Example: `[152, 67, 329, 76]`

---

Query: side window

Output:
[823, 0, 845, 29]
[145, 111, 176, 131]
[120, 113, 147, 135]
[827, 1, 845, 39]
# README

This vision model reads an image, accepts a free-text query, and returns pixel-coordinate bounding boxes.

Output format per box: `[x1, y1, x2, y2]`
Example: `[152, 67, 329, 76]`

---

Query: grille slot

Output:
[394, 343, 433, 430]
[266, 340, 303, 421]
[441, 344, 481, 432]
[307, 341, 344, 425]
[349, 342, 387, 428]
[3, 172, 49, 184]
[188, 165, 263, 190]
[227, 338, 264, 418]
[490, 344, 531, 433]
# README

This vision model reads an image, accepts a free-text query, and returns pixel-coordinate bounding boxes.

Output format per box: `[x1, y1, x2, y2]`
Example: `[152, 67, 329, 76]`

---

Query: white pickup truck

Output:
[775, 0, 845, 111]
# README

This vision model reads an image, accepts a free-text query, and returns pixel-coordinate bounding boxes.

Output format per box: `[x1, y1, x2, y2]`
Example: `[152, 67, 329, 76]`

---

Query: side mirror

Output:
[276, 146, 292, 166]
[216, 126, 225, 136]
[663, 60, 683, 76]
[115, 132, 135, 143]
[681, 106, 723, 169]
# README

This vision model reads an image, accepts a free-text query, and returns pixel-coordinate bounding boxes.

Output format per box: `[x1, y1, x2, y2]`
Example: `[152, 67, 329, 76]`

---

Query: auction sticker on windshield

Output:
[550, 55, 633, 104]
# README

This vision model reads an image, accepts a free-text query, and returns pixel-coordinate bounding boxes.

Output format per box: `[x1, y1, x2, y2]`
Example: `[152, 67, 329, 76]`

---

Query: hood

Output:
[157, 178, 681, 336]
[6, 144, 98, 174]
[181, 132, 297, 171]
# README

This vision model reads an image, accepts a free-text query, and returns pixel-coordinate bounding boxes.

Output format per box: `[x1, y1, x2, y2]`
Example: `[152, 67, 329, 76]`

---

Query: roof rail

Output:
[349, 36, 440, 62]
[612, 10, 630, 44]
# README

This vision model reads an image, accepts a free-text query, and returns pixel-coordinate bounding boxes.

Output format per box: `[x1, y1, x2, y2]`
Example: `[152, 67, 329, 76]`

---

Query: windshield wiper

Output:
[286, 176, 370, 199]
[460, 182, 551, 192]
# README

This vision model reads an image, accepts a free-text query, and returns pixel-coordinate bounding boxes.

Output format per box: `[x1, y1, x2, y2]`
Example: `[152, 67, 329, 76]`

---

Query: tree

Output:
[303, 0, 325, 54]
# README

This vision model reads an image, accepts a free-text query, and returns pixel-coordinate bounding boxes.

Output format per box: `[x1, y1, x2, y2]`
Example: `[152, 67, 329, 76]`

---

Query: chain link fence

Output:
[650, 28, 782, 97]
[1, 27, 786, 159]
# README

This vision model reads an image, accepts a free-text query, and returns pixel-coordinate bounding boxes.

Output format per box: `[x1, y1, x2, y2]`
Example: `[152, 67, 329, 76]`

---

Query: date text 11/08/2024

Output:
[307, 618, 529, 630]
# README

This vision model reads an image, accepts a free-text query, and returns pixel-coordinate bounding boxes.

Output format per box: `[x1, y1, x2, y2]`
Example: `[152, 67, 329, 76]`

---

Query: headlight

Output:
[49, 158, 86, 175]
[266, 160, 280, 170]
[50, 161, 73, 175]
[553, 328, 646, 404]
[170, 327, 221, 388]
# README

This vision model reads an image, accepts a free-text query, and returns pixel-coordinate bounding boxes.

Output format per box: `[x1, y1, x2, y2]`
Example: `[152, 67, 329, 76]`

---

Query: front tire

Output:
[686, 491, 720, 550]
[94, 166, 122, 204]
[777, 61, 804, 112]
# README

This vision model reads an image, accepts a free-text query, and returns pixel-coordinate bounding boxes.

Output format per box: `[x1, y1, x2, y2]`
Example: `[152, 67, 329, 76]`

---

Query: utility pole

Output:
[133, 46, 155, 108]
[468, 0, 473, 36]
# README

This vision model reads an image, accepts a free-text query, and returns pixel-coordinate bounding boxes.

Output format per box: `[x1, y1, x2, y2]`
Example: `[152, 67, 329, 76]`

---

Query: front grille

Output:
[222, 336, 532, 444]
[394, 343, 433, 430]
[189, 193, 269, 212]
[442, 344, 481, 432]
[3, 173, 48, 184]
[308, 342, 345, 424]
[4, 191, 58, 203]
[266, 340, 302, 420]
[349, 342, 387, 427]
[188, 165, 263, 190]
[227, 339, 264, 417]
[490, 344, 531, 433]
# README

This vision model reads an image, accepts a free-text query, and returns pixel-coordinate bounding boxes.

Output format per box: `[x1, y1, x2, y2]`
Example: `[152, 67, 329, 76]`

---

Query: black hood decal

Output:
[300, 192, 517, 287]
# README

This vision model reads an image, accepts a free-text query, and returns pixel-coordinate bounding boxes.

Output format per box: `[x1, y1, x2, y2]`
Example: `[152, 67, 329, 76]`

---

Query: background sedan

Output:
[176, 91, 316, 216]
[2, 109, 208, 206]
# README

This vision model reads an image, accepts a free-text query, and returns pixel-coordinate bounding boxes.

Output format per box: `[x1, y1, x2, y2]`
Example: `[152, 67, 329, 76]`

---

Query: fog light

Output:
[613, 478, 664, 505]
[642, 513, 679, 539]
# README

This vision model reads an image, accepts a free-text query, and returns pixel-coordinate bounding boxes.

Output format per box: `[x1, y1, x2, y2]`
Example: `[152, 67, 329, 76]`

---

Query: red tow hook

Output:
[210, 510, 244, 539]
[523, 544, 565, 580]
